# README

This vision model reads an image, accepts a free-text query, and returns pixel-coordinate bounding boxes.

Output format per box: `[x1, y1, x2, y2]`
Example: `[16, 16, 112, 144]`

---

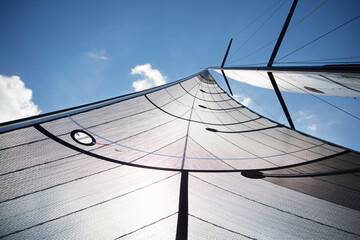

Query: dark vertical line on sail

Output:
[267, 0, 298, 129]
[181, 85, 200, 169]
[221, 38, 234, 95]
[176, 171, 189, 240]
[176, 81, 200, 239]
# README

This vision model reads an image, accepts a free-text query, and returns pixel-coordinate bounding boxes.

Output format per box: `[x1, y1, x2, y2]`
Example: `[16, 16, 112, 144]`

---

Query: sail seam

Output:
[189, 214, 256, 239]
[203, 81, 267, 132]
[179, 83, 232, 103]
[145, 94, 260, 126]
[114, 212, 178, 239]
[65, 116, 330, 162]
[181, 85, 200, 169]
[0, 173, 180, 239]
[166, 87, 243, 112]
[190, 174, 360, 236]
[0, 135, 187, 204]
[188, 136, 236, 170]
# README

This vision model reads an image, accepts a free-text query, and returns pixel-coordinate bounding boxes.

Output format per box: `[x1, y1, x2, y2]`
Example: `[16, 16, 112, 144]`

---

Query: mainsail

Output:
[0, 70, 359, 239]
[213, 65, 360, 98]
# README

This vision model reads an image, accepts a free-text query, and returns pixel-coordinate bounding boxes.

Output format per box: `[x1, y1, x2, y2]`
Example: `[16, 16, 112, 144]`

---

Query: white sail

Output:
[214, 68, 360, 97]
[0, 70, 359, 239]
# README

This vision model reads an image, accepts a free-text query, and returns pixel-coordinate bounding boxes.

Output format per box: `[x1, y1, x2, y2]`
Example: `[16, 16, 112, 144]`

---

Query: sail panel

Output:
[188, 216, 248, 239]
[189, 173, 360, 238]
[215, 69, 360, 97]
[1, 71, 357, 173]
[1, 70, 360, 238]
[0, 161, 180, 239]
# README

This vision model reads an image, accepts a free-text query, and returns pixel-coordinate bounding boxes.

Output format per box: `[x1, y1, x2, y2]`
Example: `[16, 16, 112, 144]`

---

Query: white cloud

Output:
[296, 111, 315, 123]
[295, 111, 319, 134]
[131, 64, 167, 91]
[326, 119, 339, 127]
[87, 50, 108, 61]
[0, 75, 41, 123]
[307, 124, 317, 134]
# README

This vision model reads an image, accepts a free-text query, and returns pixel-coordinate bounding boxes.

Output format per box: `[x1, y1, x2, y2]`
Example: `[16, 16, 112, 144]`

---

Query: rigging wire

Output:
[226, 0, 328, 65]
[210, 0, 284, 67]
[275, 14, 360, 63]
[232, 0, 285, 39]
[226, 39, 277, 64]
[228, 0, 288, 61]
[210, 47, 226, 68]
[285, 0, 328, 33]
[274, 75, 360, 121]
[302, 56, 360, 62]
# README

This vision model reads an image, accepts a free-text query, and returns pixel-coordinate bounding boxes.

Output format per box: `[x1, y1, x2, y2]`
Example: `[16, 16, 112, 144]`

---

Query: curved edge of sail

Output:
[0, 70, 207, 134]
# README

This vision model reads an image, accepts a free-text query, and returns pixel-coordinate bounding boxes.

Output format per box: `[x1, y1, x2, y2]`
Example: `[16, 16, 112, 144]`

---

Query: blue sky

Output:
[0, 0, 359, 150]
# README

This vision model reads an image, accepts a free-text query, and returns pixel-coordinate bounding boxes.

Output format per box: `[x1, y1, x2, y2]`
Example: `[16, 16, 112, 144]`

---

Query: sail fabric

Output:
[214, 69, 360, 97]
[0, 70, 360, 239]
